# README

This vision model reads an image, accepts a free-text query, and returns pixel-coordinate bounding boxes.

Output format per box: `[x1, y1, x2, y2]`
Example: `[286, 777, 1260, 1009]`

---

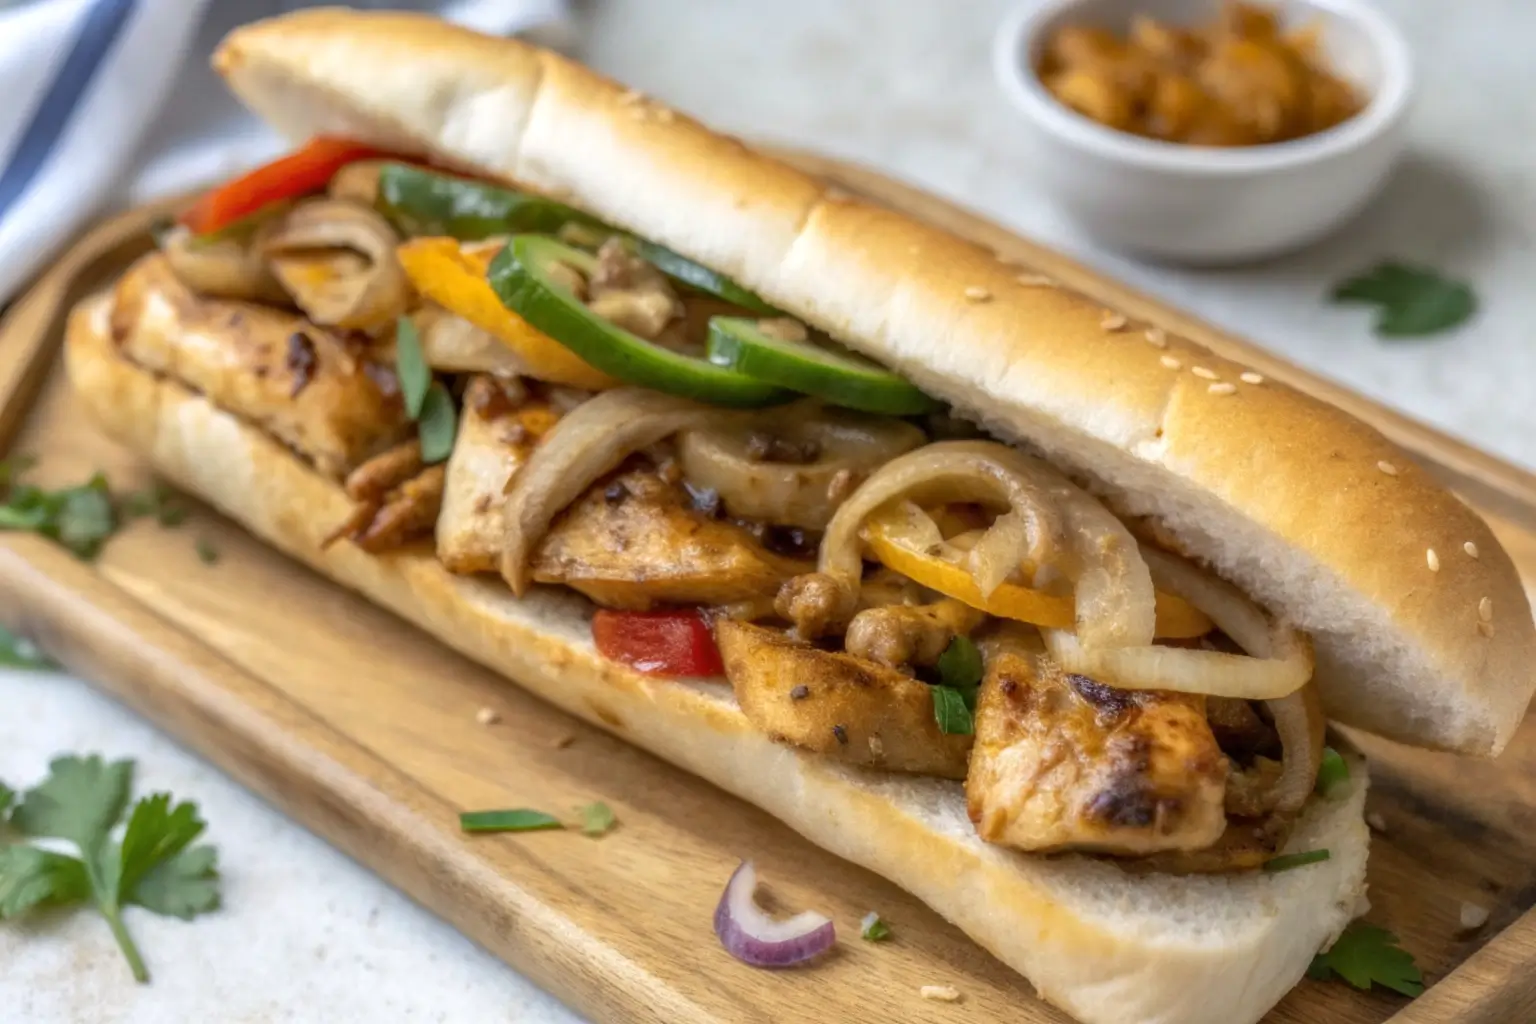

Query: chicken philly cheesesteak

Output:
[64, 11, 1535, 1024]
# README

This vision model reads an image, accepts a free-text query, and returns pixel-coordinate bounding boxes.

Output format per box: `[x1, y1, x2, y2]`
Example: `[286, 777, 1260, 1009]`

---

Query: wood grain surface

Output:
[1, 155, 1534, 1024]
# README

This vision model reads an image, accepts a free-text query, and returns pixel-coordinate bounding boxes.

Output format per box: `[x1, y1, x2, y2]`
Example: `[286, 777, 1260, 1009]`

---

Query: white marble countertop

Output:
[4, 1, 1533, 1021]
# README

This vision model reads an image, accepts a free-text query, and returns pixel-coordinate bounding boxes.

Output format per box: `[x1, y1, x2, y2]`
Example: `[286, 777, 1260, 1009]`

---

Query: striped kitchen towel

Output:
[0, 0, 571, 303]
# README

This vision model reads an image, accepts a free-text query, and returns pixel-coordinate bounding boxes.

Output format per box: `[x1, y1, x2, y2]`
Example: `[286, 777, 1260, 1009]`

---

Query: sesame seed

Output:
[1208, 382, 1237, 396]
[964, 286, 992, 302]
[618, 89, 643, 105]
[1479, 620, 1496, 639]
[1464, 541, 1480, 559]
[476, 707, 500, 726]
[1460, 901, 1490, 931]
[1016, 272, 1054, 287]
[1377, 460, 1399, 477]
[920, 985, 962, 1003]
[1479, 597, 1494, 622]
[1366, 812, 1388, 832]
[1160, 355, 1182, 370]
[1144, 327, 1167, 348]
[1100, 311, 1128, 331]
[1192, 366, 1219, 381]
[1240, 371, 1265, 385]
[1426, 548, 1440, 572]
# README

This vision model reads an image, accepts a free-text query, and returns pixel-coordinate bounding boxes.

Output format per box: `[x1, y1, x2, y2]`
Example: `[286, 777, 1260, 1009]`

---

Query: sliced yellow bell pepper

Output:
[862, 508, 1214, 639]
[396, 237, 619, 390]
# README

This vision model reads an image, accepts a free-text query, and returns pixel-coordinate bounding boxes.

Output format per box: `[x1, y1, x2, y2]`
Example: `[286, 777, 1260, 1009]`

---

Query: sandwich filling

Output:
[118, 143, 1335, 871]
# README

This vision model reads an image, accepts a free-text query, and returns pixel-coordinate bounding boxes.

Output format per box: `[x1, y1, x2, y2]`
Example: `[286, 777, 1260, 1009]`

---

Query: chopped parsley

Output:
[932, 635, 983, 735]
[860, 911, 892, 942]
[459, 809, 564, 834]
[579, 801, 617, 837]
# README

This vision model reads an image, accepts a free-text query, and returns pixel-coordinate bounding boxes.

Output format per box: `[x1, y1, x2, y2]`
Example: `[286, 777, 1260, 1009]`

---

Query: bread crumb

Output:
[920, 985, 962, 1003]
[476, 707, 500, 726]
[554, 734, 576, 749]
[1460, 901, 1490, 931]
[1366, 812, 1388, 832]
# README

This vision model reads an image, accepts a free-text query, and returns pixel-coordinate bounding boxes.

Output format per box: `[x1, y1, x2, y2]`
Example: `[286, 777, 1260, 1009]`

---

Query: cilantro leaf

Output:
[395, 316, 431, 419]
[13, 755, 133, 855]
[579, 801, 616, 837]
[117, 794, 206, 899]
[937, 635, 983, 691]
[0, 845, 89, 918]
[1309, 922, 1424, 998]
[0, 469, 120, 560]
[931, 685, 974, 735]
[0, 625, 58, 671]
[418, 383, 458, 464]
[1331, 262, 1476, 338]
[128, 845, 220, 920]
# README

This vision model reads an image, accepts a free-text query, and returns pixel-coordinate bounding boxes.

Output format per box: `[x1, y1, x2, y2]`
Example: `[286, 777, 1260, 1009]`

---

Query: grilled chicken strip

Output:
[717, 620, 973, 778]
[966, 634, 1228, 855]
[438, 375, 560, 573]
[111, 253, 409, 479]
[531, 470, 810, 609]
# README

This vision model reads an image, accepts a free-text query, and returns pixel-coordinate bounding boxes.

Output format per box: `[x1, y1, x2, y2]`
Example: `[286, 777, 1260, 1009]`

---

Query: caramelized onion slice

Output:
[807, 440, 1154, 648]
[261, 198, 411, 332]
[499, 388, 736, 594]
[1040, 547, 1313, 699]
[676, 403, 924, 529]
[1263, 682, 1326, 815]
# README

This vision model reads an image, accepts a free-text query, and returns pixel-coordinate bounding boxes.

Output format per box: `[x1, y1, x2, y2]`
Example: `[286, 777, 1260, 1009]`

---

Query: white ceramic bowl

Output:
[993, 0, 1414, 264]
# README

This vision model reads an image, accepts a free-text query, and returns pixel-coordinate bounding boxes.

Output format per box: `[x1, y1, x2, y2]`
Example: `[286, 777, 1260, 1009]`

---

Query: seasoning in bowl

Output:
[1036, 1, 1362, 146]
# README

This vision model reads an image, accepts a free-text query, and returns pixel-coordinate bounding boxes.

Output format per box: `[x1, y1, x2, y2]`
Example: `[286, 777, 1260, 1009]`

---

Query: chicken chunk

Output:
[717, 620, 973, 778]
[531, 471, 809, 609]
[437, 375, 560, 573]
[325, 440, 445, 553]
[966, 637, 1228, 855]
[844, 599, 985, 670]
[586, 237, 683, 340]
[110, 253, 409, 479]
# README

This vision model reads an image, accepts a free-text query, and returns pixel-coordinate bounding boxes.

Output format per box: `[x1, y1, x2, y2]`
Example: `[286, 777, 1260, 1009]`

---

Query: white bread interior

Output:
[209, 9, 1534, 755]
[68, 292, 1369, 1024]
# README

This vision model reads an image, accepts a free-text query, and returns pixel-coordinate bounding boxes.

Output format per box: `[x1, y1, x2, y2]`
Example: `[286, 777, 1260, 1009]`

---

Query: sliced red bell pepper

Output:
[591, 609, 725, 678]
[179, 137, 386, 236]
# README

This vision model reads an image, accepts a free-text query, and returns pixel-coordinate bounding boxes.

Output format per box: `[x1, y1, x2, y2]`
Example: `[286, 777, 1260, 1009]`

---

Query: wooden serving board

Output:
[3, 152, 1536, 1024]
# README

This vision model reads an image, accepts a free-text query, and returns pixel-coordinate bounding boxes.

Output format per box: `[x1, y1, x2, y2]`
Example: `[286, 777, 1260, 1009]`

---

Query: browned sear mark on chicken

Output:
[743, 431, 821, 464]
[324, 439, 445, 552]
[286, 331, 318, 397]
[965, 641, 1227, 855]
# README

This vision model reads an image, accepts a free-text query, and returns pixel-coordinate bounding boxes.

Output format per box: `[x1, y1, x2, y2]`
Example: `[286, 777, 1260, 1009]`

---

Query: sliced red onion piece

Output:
[713, 861, 836, 968]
